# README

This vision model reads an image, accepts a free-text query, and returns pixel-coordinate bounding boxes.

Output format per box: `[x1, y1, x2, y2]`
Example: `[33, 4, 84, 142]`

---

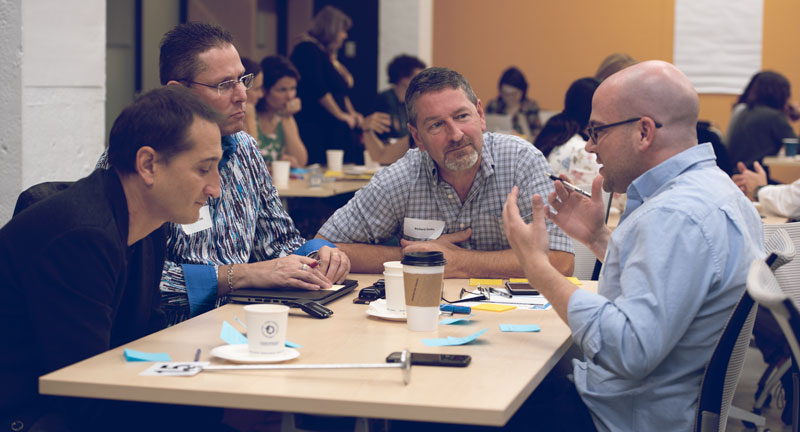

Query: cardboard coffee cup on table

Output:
[244, 304, 288, 355]
[383, 261, 405, 313]
[402, 251, 446, 331]
[783, 138, 799, 157]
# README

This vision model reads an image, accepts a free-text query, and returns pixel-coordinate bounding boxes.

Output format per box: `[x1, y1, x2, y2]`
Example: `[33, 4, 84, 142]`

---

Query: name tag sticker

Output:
[181, 205, 212, 235]
[403, 218, 445, 240]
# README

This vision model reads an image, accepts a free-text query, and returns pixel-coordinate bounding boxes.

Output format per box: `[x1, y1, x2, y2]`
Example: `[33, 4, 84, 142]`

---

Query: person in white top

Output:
[733, 160, 800, 218]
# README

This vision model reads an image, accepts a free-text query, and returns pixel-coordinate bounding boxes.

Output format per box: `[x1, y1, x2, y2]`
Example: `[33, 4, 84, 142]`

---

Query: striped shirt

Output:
[319, 132, 573, 253]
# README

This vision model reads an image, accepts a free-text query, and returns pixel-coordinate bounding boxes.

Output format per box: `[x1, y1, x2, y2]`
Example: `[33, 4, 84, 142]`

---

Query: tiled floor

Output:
[727, 347, 793, 432]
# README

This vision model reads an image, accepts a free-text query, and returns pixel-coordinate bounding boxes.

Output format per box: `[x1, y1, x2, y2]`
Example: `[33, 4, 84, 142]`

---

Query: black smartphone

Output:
[504, 281, 540, 296]
[386, 352, 471, 367]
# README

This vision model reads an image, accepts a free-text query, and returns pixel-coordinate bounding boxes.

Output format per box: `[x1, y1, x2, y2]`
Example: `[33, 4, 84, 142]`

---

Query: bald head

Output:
[596, 60, 699, 151]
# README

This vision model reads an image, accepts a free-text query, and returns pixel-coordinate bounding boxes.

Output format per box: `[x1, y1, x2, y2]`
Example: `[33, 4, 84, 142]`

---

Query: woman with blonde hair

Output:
[290, 5, 363, 165]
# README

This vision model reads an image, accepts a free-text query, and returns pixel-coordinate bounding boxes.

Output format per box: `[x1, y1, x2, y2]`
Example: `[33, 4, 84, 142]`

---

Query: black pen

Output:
[548, 174, 591, 198]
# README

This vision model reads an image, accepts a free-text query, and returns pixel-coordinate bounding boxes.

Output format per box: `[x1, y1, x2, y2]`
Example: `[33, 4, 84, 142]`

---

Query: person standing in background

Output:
[291, 5, 364, 165]
[485, 66, 543, 141]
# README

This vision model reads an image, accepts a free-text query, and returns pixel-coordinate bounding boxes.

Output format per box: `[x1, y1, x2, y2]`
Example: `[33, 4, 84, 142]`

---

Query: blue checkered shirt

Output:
[319, 132, 573, 253]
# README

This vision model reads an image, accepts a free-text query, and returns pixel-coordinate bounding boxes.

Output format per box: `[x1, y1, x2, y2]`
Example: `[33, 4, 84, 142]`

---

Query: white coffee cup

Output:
[244, 304, 288, 355]
[271, 160, 291, 189]
[383, 261, 405, 313]
[326, 149, 345, 172]
[402, 251, 446, 331]
[363, 150, 379, 168]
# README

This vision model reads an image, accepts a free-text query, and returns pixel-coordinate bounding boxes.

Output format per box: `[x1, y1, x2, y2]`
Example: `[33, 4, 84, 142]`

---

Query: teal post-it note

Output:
[440, 315, 472, 325]
[221, 320, 248, 345]
[499, 324, 541, 332]
[422, 328, 488, 346]
[124, 348, 172, 362]
[285, 340, 303, 348]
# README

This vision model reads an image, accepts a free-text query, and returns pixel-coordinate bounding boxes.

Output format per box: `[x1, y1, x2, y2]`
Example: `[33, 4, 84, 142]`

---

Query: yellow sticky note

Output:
[324, 171, 343, 177]
[470, 278, 503, 286]
[566, 277, 582, 286]
[472, 304, 517, 312]
[508, 278, 529, 283]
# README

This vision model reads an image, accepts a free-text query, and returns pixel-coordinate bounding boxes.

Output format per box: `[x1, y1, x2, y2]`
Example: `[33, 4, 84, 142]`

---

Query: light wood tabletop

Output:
[39, 275, 596, 427]
[763, 156, 800, 184]
[275, 177, 369, 198]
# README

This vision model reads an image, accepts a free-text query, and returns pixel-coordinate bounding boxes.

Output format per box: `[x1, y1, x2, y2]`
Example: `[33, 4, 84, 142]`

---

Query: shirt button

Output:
[460, 223, 465, 228]
[448, 194, 454, 199]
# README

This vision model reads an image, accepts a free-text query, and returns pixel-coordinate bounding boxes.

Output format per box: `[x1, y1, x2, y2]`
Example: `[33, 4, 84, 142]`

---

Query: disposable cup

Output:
[383, 261, 405, 313]
[244, 304, 288, 355]
[402, 251, 446, 331]
[326, 149, 345, 172]
[364, 150, 379, 168]
[271, 160, 291, 188]
[783, 138, 799, 157]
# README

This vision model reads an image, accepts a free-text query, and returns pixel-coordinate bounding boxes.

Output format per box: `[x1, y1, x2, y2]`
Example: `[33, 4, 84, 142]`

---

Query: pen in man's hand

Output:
[548, 174, 592, 198]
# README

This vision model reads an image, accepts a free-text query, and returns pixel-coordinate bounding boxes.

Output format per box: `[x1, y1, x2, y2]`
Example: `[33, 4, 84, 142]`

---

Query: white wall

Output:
[0, 0, 23, 223]
[378, 0, 432, 92]
[0, 0, 106, 224]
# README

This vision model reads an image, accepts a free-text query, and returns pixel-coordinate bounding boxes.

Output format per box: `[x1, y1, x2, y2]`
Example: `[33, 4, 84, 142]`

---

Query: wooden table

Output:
[763, 156, 800, 184]
[39, 276, 596, 427]
[276, 177, 370, 198]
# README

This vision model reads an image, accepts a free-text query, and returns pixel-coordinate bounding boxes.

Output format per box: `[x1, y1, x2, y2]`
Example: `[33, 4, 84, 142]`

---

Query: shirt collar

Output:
[423, 132, 496, 186]
[623, 142, 716, 218]
[219, 134, 238, 168]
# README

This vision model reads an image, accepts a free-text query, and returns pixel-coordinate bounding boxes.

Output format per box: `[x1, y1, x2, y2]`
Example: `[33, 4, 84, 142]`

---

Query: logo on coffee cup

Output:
[261, 321, 279, 338]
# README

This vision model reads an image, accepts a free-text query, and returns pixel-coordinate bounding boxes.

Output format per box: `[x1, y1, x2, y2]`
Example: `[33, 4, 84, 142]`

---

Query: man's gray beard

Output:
[444, 148, 479, 171]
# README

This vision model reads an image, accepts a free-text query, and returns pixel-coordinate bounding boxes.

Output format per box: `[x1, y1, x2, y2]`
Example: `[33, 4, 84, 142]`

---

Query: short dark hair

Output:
[308, 6, 352, 50]
[746, 70, 791, 110]
[405, 67, 478, 127]
[256, 55, 300, 113]
[108, 86, 223, 174]
[387, 55, 426, 84]
[240, 56, 261, 77]
[159, 22, 234, 85]
[497, 67, 528, 99]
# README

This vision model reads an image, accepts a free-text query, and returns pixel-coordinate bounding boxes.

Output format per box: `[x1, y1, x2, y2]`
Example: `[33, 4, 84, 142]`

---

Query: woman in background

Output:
[290, 5, 363, 165]
[486, 66, 542, 140]
[534, 77, 600, 186]
[255, 55, 308, 167]
[241, 57, 264, 144]
[727, 70, 796, 171]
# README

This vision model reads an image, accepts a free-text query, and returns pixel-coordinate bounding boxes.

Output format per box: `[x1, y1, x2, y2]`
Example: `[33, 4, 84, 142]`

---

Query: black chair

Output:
[13, 181, 73, 216]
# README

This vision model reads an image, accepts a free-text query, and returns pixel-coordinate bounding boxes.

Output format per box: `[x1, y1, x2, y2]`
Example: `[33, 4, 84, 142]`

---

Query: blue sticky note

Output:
[421, 328, 488, 347]
[499, 324, 541, 332]
[221, 320, 248, 345]
[285, 340, 303, 348]
[124, 348, 172, 362]
[440, 315, 472, 325]
[531, 303, 551, 310]
[234, 315, 247, 329]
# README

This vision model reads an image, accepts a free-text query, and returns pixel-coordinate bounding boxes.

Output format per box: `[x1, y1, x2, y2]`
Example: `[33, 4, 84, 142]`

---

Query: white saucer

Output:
[366, 299, 407, 321]
[210, 344, 300, 363]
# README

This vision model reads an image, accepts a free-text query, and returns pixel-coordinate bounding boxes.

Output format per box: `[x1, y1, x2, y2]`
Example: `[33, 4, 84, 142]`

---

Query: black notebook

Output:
[227, 279, 358, 306]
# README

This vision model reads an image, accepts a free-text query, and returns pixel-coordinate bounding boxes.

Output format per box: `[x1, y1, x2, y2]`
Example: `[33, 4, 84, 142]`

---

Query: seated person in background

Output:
[255, 55, 308, 167]
[361, 54, 426, 165]
[98, 22, 350, 324]
[534, 77, 600, 186]
[317, 67, 574, 278]
[0, 86, 227, 431]
[502, 60, 764, 431]
[734, 160, 800, 219]
[727, 70, 796, 172]
[486, 66, 543, 140]
[594, 52, 637, 82]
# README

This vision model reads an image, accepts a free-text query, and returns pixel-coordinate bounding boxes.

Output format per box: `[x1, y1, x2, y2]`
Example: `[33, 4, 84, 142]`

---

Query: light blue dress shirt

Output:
[568, 143, 765, 431]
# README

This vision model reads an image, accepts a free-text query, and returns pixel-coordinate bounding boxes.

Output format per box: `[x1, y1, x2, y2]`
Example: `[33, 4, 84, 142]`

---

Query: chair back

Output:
[13, 181, 73, 216]
[764, 222, 800, 306]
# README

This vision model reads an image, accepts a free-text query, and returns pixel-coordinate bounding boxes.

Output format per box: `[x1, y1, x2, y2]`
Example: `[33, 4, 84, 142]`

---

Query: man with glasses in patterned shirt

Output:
[318, 67, 573, 277]
[502, 60, 764, 431]
[100, 22, 351, 323]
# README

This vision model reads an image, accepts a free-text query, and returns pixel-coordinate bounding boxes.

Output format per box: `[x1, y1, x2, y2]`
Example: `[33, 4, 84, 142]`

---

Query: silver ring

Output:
[302, 263, 309, 271]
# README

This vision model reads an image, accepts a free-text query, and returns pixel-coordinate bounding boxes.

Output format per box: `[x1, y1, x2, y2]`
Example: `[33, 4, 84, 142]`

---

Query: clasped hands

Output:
[238, 246, 351, 291]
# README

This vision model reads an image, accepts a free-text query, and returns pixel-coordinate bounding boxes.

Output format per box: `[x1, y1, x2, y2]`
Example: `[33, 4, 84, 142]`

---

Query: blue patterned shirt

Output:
[319, 132, 572, 253]
[99, 132, 306, 322]
[567, 144, 765, 431]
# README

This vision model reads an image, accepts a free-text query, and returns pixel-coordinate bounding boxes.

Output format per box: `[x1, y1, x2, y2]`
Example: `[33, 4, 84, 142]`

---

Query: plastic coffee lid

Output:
[401, 251, 447, 266]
